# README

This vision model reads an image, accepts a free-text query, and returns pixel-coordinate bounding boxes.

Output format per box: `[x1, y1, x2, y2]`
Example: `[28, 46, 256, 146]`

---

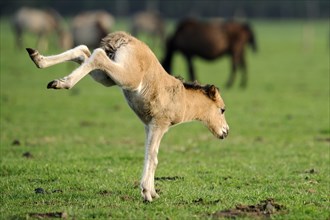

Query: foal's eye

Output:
[220, 108, 225, 114]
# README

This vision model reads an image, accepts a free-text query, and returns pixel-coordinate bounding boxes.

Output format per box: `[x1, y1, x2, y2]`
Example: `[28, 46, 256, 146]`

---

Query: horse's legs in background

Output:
[239, 55, 247, 88]
[13, 26, 23, 49]
[226, 54, 238, 88]
[37, 33, 48, 51]
[186, 55, 196, 81]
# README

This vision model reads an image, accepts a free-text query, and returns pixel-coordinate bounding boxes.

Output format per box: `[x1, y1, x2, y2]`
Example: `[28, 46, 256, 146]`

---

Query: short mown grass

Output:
[1, 18, 329, 219]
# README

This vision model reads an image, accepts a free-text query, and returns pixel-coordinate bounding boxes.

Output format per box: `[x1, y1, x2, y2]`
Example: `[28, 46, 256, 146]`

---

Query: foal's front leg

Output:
[26, 45, 91, 68]
[141, 124, 167, 202]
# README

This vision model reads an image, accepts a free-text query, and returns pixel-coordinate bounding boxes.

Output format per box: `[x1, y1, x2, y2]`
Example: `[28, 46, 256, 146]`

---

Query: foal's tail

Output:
[243, 23, 257, 53]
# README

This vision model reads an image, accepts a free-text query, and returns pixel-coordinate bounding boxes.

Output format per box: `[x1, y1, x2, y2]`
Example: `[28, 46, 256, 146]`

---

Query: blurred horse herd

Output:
[12, 7, 257, 88]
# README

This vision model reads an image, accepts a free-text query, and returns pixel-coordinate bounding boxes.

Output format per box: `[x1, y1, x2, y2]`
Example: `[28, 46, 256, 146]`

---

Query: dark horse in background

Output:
[162, 18, 257, 88]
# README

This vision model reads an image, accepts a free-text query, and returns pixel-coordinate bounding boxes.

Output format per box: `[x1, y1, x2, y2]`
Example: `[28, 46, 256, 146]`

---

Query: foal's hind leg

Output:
[26, 45, 91, 68]
[44, 48, 120, 89]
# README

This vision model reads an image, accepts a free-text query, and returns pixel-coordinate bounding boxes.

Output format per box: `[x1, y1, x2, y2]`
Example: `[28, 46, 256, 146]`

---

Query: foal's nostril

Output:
[219, 128, 229, 139]
[222, 127, 229, 137]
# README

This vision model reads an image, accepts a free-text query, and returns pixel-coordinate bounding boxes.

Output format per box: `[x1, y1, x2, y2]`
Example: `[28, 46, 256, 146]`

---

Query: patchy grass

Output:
[1, 19, 329, 219]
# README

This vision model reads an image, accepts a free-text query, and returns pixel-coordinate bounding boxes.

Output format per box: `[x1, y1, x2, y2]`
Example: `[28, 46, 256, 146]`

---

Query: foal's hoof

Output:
[47, 80, 61, 89]
[142, 190, 159, 202]
[26, 48, 45, 68]
[26, 48, 37, 56]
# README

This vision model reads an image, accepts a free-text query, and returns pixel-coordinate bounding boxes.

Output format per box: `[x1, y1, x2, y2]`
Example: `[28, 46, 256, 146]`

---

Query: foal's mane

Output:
[176, 76, 219, 100]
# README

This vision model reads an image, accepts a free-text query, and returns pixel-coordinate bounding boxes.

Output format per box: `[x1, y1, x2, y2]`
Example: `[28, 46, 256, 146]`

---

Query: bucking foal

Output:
[26, 31, 229, 202]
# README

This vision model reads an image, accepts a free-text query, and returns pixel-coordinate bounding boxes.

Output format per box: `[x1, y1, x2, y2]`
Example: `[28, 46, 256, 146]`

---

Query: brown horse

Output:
[131, 10, 165, 48]
[26, 31, 229, 202]
[162, 18, 257, 88]
[71, 10, 115, 49]
[12, 7, 70, 50]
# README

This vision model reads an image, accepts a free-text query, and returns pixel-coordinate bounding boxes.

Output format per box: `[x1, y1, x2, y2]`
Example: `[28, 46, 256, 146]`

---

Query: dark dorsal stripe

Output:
[176, 76, 219, 100]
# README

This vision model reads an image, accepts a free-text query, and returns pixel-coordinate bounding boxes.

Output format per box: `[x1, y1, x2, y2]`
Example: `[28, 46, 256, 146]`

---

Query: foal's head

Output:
[184, 82, 229, 139]
[204, 85, 229, 139]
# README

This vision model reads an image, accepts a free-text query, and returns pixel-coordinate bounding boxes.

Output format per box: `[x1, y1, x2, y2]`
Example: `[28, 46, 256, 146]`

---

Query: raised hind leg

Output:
[26, 45, 91, 68]
[27, 46, 116, 88]
[43, 47, 143, 90]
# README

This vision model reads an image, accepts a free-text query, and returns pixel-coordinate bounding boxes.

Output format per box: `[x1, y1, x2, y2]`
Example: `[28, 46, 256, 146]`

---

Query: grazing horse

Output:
[162, 18, 257, 88]
[131, 10, 165, 48]
[26, 31, 229, 202]
[12, 7, 70, 50]
[71, 10, 115, 49]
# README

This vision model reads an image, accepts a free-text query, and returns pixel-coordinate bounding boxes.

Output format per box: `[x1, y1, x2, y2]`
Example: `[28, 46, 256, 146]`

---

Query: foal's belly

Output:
[122, 89, 152, 125]
[89, 70, 116, 87]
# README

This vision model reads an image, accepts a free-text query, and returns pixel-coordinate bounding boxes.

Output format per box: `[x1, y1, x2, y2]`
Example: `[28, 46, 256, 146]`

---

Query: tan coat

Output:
[26, 31, 229, 202]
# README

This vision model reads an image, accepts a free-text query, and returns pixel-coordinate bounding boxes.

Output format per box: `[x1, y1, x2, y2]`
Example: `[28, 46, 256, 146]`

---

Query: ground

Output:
[0, 19, 329, 219]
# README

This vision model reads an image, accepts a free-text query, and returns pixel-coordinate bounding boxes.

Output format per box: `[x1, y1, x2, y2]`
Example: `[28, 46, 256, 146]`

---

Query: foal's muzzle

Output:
[219, 126, 229, 139]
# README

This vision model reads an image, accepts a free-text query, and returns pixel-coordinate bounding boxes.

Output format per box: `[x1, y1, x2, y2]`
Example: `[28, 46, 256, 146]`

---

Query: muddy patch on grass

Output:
[211, 198, 285, 219]
[304, 168, 318, 174]
[12, 139, 21, 146]
[22, 152, 33, 159]
[155, 176, 184, 181]
[98, 189, 113, 196]
[193, 198, 221, 205]
[28, 212, 67, 219]
[34, 188, 63, 194]
[314, 137, 330, 143]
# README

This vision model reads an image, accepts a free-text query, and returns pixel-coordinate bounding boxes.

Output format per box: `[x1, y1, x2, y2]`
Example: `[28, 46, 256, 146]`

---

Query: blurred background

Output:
[0, 2, 329, 218]
[1, 0, 329, 82]
[1, 0, 329, 19]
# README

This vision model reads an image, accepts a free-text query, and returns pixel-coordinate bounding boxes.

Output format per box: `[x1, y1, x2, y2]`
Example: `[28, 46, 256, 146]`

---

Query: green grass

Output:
[1, 18, 329, 219]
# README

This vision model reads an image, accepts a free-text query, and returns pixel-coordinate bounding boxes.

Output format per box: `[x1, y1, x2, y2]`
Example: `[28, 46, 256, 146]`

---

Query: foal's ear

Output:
[207, 85, 218, 101]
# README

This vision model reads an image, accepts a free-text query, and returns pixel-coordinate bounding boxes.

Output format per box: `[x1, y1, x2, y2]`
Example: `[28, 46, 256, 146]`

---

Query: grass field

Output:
[1, 18, 329, 219]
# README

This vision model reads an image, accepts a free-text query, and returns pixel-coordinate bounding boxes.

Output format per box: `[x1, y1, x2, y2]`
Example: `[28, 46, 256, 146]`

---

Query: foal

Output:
[26, 31, 229, 202]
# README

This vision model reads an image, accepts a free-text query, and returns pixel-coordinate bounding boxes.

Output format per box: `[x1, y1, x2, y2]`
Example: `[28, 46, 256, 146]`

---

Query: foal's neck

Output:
[182, 89, 211, 122]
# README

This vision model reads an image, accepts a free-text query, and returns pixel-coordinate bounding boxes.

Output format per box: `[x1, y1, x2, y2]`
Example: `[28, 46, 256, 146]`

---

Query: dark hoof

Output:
[47, 80, 59, 89]
[26, 48, 37, 56]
